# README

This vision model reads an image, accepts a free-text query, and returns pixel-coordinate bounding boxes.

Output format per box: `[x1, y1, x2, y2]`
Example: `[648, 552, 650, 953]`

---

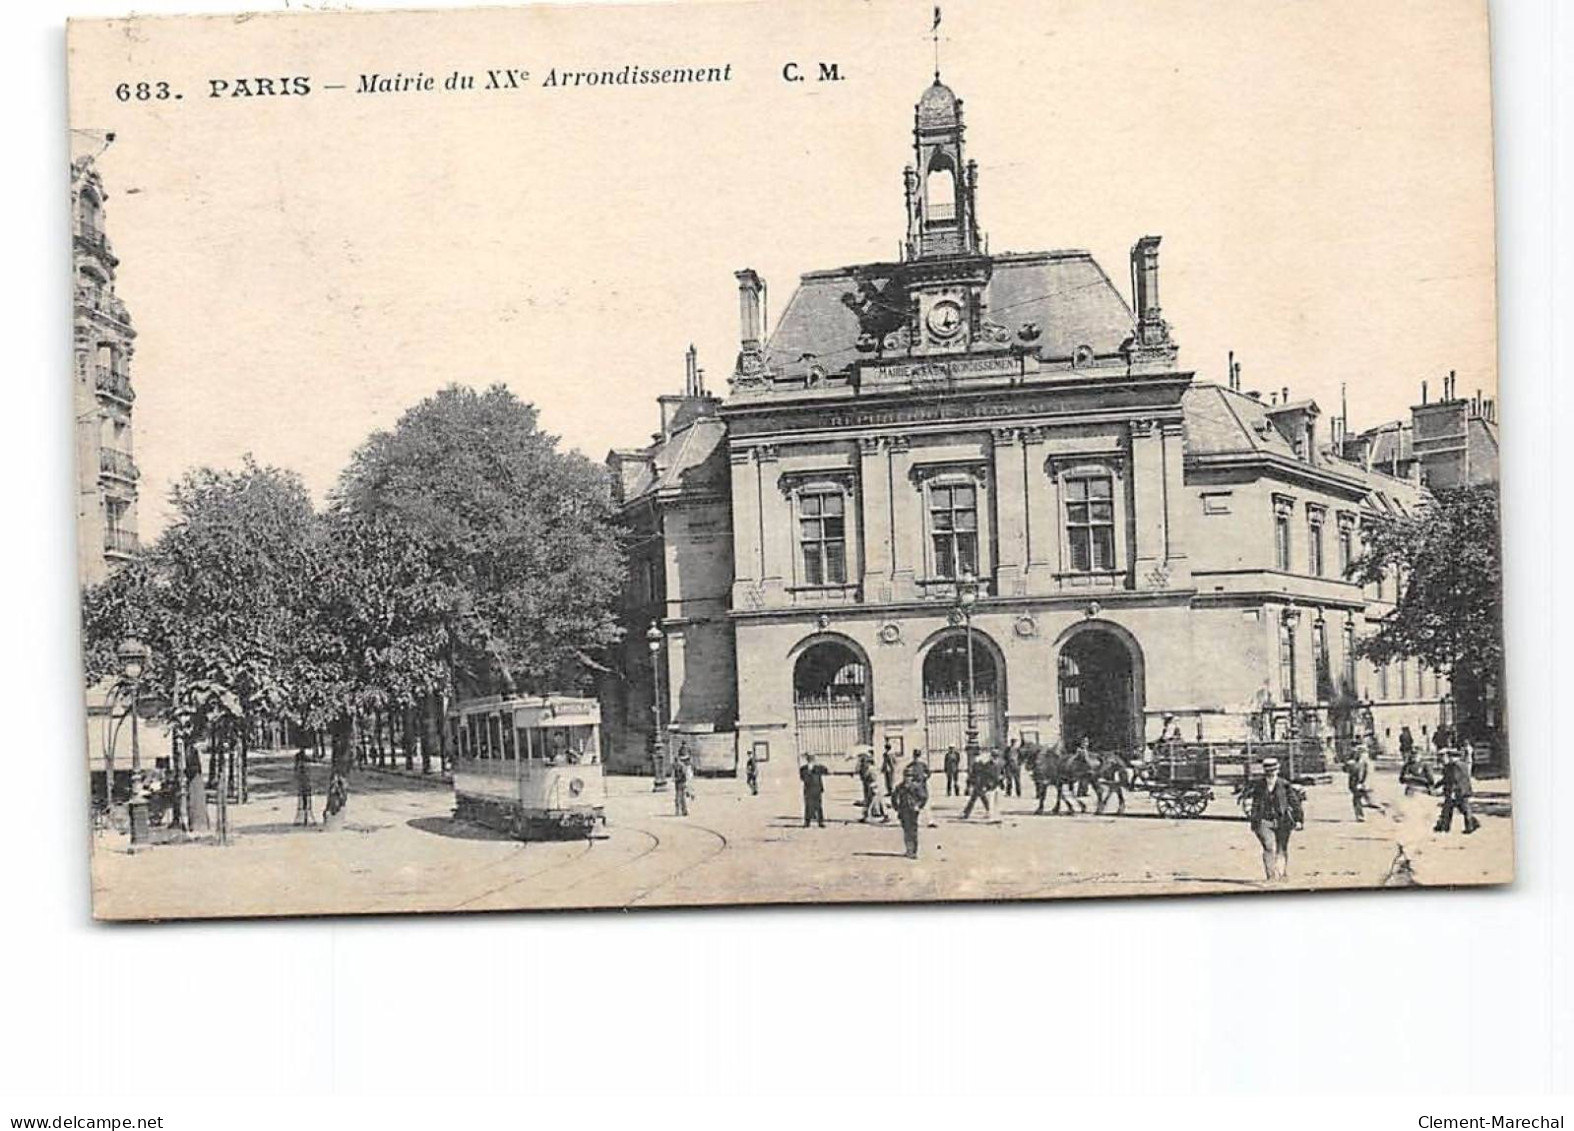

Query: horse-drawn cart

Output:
[1133, 745, 1216, 817]
[1132, 739, 1332, 818]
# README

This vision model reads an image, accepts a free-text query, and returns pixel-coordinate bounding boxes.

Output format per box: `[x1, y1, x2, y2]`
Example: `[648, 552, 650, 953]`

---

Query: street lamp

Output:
[1281, 605, 1302, 744]
[646, 621, 669, 792]
[117, 638, 149, 775]
[957, 571, 981, 764]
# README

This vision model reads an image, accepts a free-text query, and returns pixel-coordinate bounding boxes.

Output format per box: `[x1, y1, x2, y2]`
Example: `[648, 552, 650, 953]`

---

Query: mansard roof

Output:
[610, 415, 728, 508]
[761, 250, 1139, 382]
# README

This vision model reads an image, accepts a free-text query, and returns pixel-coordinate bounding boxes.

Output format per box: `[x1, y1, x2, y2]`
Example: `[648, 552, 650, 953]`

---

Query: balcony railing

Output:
[94, 368, 135, 405]
[103, 528, 139, 556]
[75, 285, 131, 326]
[99, 448, 139, 482]
[74, 226, 115, 262]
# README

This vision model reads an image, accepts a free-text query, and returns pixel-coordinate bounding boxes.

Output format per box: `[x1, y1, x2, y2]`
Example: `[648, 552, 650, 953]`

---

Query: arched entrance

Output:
[1057, 625, 1144, 755]
[792, 637, 871, 757]
[922, 630, 1004, 754]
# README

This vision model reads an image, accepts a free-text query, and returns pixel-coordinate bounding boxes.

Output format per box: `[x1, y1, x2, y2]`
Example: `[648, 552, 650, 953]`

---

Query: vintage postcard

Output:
[69, 0, 1509, 920]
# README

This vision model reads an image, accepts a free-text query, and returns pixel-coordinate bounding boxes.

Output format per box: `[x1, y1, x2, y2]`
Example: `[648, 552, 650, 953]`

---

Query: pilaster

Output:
[991, 427, 1026, 594]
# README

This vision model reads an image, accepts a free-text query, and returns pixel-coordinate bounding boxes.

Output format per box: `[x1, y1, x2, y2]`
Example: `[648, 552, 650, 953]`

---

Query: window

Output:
[1377, 662, 1389, 701]
[1399, 660, 1409, 700]
[1313, 620, 1333, 701]
[1342, 621, 1357, 692]
[1065, 475, 1116, 572]
[1337, 519, 1355, 577]
[1307, 509, 1326, 577]
[929, 483, 978, 578]
[1278, 620, 1296, 703]
[799, 491, 847, 586]
[1274, 510, 1292, 571]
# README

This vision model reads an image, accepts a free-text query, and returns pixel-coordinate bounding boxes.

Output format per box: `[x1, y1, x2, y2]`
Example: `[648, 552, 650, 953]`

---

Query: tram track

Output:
[624, 820, 730, 907]
[449, 826, 664, 911]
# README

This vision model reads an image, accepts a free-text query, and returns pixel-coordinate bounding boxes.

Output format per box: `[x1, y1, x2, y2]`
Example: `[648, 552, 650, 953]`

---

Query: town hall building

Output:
[604, 78, 1465, 784]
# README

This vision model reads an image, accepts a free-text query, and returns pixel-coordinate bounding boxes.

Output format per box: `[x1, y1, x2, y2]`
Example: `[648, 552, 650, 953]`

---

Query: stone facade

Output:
[71, 137, 139, 589]
[602, 80, 1460, 784]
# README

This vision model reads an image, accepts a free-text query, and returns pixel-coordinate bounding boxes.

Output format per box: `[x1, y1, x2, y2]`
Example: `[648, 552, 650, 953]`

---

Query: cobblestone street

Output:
[89, 751, 1512, 920]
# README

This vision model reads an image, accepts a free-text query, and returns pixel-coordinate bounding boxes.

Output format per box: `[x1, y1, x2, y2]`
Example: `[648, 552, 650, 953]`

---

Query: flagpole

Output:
[933, 5, 942, 81]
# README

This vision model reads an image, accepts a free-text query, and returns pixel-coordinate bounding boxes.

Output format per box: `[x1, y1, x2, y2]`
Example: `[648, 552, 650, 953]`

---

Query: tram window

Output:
[516, 726, 532, 760]
[500, 719, 516, 761]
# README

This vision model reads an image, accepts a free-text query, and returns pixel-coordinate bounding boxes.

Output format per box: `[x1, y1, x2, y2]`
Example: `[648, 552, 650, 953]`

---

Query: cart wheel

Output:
[1180, 793, 1206, 818]
[1154, 793, 1179, 818]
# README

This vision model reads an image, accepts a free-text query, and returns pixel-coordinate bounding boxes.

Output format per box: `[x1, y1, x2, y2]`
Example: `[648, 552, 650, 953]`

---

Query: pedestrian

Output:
[961, 747, 998, 819]
[672, 746, 693, 816]
[892, 760, 929, 859]
[744, 750, 759, 796]
[293, 748, 316, 827]
[860, 753, 889, 823]
[184, 745, 210, 833]
[1003, 739, 1022, 797]
[1241, 757, 1305, 882]
[1434, 748, 1480, 835]
[1031, 741, 1058, 815]
[880, 740, 898, 799]
[942, 745, 961, 797]
[1398, 725, 1416, 762]
[800, 754, 829, 828]
[1344, 745, 1373, 822]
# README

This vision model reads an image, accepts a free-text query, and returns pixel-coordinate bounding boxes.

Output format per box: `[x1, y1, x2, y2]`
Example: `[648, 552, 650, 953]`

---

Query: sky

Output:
[68, 0, 1498, 536]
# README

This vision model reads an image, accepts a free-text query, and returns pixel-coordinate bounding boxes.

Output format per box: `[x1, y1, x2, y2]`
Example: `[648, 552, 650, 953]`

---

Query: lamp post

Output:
[1281, 606, 1302, 753]
[646, 621, 669, 791]
[116, 638, 150, 844]
[117, 638, 149, 774]
[957, 571, 980, 764]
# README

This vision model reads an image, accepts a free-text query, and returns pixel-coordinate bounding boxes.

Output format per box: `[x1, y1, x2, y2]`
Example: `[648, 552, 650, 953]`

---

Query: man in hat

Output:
[892, 755, 930, 858]
[942, 744, 962, 797]
[671, 744, 693, 817]
[1241, 757, 1304, 882]
[880, 739, 898, 800]
[961, 746, 999, 819]
[1002, 738, 1023, 798]
[1435, 748, 1480, 835]
[859, 751, 889, 823]
[799, 754, 829, 828]
[1344, 744, 1374, 821]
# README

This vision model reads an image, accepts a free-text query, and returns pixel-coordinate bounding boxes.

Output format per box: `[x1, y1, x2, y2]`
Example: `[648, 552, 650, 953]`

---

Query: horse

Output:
[1026, 743, 1133, 815]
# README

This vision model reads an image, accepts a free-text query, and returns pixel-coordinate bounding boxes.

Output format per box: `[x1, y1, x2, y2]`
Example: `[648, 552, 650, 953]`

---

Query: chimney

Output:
[684, 343, 699, 396]
[1422, 379, 1429, 405]
[1281, 386, 1290, 405]
[1447, 370, 1456, 400]
[1227, 350, 1235, 391]
[1130, 235, 1163, 334]
[735, 268, 765, 348]
[1247, 389, 1261, 402]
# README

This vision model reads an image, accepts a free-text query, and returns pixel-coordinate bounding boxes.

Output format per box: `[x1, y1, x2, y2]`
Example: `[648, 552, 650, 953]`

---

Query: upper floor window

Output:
[1274, 511, 1292, 571]
[1307, 508, 1326, 577]
[1338, 522, 1355, 577]
[929, 483, 978, 579]
[799, 491, 847, 586]
[1065, 475, 1115, 572]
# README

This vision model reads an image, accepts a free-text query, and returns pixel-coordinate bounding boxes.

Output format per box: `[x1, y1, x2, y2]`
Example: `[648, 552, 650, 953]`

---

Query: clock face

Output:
[926, 299, 964, 340]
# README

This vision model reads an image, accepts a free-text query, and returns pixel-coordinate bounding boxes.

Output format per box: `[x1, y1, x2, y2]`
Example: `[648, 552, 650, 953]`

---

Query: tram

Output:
[448, 694, 607, 839]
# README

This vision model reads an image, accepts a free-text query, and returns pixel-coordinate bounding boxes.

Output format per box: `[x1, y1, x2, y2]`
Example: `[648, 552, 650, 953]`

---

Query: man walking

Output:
[961, 747, 998, 819]
[859, 752, 889, 823]
[1435, 748, 1480, 835]
[892, 758, 929, 859]
[800, 754, 829, 828]
[880, 740, 898, 800]
[1344, 745, 1373, 821]
[1242, 757, 1305, 882]
[744, 750, 759, 796]
[293, 748, 316, 827]
[942, 745, 961, 797]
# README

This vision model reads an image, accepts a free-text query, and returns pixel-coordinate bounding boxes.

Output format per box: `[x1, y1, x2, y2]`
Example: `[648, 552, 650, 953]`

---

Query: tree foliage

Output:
[1348, 484, 1502, 686]
[332, 384, 625, 696]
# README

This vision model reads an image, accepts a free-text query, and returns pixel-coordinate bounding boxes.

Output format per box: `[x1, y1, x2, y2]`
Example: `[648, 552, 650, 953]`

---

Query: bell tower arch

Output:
[905, 80, 981, 260]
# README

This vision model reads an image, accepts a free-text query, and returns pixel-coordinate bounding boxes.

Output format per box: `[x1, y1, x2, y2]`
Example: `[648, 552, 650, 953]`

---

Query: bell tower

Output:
[905, 80, 981, 260]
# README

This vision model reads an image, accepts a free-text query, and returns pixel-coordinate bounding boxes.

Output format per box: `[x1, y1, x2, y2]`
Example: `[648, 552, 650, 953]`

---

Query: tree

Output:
[82, 457, 318, 805]
[1349, 484, 1503, 735]
[333, 384, 625, 699]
